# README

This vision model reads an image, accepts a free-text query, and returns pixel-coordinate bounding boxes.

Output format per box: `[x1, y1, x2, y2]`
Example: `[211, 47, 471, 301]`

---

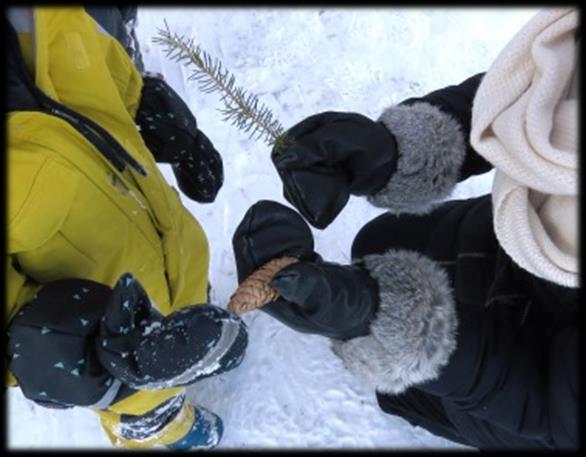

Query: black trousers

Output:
[351, 201, 472, 448]
[375, 388, 468, 447]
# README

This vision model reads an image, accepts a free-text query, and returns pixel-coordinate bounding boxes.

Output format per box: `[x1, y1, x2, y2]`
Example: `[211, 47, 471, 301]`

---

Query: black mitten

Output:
[272, 112, 397, 228]
[136, 75, 223, 202]
[7, 274, 248, 410]
[97, 274, 248, 389]
[269, 260, 378, 339]
[232, 200, 378, 339]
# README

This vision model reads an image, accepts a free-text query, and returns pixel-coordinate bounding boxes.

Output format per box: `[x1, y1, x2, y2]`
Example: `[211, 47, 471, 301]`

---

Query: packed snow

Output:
[8, 7, 539, 449]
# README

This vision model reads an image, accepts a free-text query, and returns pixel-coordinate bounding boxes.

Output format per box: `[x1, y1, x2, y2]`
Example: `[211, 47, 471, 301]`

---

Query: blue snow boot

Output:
[167, 406, 224, 450]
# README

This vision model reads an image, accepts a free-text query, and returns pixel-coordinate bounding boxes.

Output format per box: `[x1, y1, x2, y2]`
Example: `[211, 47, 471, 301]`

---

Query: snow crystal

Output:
[141, 321, 163, 336]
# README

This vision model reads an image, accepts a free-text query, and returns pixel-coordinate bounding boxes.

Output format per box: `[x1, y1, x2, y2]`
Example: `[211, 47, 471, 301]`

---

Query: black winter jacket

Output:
[343, 74, 579, 450]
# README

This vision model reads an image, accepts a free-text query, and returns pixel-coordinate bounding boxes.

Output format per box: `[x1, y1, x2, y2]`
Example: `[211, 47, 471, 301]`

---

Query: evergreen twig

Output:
[153, 21, 291, 152]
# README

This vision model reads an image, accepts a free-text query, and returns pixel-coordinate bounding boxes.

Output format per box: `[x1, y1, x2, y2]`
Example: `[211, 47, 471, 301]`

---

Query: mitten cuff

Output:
[332, 249, 458, 395]
[368, 102, 466, 214]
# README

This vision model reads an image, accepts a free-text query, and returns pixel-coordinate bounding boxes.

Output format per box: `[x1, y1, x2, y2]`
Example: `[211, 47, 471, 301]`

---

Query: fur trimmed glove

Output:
[231, 202, 459, 394]
[331, 250, 458, 395]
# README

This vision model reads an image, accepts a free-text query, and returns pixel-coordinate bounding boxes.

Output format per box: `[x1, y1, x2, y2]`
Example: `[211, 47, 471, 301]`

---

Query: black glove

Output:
[271, 112, 397, 229]
[233, 200, 378, 339]
[136, 75, 223, 203]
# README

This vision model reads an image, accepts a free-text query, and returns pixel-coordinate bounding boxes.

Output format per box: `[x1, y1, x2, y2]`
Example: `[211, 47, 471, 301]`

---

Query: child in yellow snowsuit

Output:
[6, 6, 246, 449]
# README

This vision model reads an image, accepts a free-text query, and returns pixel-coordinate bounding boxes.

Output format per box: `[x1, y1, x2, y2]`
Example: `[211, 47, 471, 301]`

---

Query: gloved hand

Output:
[271, 112, 397, 229]
[233, 200, 378, 339]
[136, 75, 223, 203]
[7, 273, 247, 409]
[97, 274, 248, 390]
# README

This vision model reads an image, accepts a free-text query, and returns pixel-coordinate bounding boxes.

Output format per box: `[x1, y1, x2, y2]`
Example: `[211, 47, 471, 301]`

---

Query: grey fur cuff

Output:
[368, 102, 467, 214]
[331, 250, 458, 395]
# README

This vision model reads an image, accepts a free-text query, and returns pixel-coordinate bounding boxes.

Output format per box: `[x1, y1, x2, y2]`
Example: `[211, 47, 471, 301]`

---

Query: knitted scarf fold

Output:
[471, 8, 579, 288]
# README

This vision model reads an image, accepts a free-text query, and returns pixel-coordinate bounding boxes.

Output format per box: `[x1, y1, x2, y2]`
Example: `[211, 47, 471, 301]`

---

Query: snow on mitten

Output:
[171, 129, 223, 203]
[97, 274, 248, 389]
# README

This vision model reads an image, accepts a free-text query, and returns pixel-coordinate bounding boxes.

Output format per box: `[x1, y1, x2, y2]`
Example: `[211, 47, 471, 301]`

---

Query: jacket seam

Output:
[18, 133, 163, 253]
[8, 155, 51, 227]
[57, 229, 98, 265]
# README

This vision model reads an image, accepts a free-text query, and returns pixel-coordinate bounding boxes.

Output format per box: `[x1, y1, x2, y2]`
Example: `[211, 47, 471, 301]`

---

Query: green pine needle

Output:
[153, 21, 291, 153]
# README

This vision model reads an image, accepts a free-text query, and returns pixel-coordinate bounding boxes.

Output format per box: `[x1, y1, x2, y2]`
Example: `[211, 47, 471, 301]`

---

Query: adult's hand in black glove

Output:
[272, 112, 397, 229]
[233, 200, 378, 339]
[232, 200, 317, 279]
[270, 259, 379, 339]
[136, 74, 223, 203]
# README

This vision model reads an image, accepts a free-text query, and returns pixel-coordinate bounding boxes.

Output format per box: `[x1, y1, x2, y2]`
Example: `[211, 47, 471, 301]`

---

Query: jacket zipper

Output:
[45, 101, 147, 177]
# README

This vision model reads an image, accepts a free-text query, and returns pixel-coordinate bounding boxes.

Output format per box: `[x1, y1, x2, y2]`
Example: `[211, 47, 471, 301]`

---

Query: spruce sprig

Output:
[153, 21, 291, 153]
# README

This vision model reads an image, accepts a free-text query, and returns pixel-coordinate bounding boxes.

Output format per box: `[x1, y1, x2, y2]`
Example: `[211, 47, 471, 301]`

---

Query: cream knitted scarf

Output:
[470, 8, 579, 288]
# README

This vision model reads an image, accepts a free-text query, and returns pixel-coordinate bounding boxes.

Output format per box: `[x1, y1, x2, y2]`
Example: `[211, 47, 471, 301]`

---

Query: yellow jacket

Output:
[7, 7, 209, 447]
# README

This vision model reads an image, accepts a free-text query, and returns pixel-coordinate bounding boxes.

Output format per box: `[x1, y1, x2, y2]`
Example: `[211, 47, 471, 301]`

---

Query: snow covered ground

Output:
[8, 7, 540, 450]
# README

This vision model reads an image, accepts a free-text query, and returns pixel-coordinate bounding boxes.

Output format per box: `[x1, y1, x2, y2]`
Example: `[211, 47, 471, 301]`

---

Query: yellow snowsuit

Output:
[7, 7, 209, 448]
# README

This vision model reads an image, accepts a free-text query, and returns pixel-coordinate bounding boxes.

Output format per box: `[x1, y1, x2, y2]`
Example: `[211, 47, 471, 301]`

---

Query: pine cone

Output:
[228, 257, 299, 315]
